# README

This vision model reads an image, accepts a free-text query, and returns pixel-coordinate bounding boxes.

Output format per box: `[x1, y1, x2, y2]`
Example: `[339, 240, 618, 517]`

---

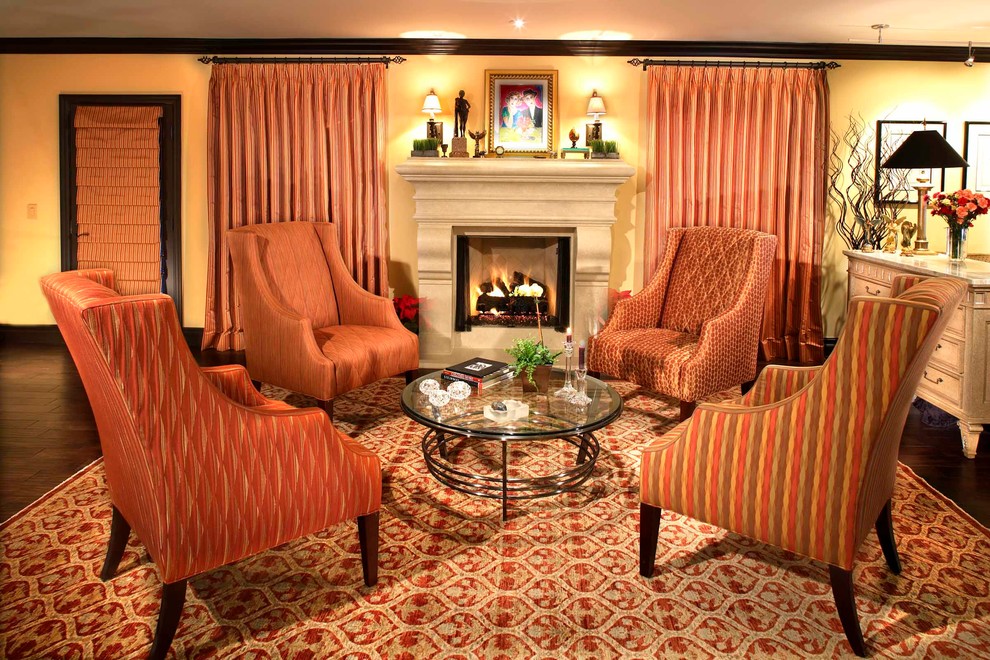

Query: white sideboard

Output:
[845, 251, 990, 458]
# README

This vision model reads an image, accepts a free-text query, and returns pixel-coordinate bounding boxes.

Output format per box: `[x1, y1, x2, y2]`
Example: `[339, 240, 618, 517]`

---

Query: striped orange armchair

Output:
[638, 275, 968, 656]
[41, 269, 383, 660]
[227, 221, 419, 419]
[588, 226, 777, 420]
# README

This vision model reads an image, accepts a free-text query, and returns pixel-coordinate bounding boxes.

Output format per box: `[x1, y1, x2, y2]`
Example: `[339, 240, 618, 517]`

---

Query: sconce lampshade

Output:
[586, 91, 606, 118]
[422, 90, 441, 118]
[881, 130, 968, 169]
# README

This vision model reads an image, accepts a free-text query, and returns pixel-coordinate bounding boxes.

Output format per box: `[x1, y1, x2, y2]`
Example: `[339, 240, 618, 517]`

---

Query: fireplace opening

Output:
[455, 234, 571, 331]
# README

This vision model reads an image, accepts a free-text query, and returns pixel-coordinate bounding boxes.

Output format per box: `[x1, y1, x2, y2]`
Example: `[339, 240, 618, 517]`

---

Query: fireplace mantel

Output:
[396, 158, 635, 367]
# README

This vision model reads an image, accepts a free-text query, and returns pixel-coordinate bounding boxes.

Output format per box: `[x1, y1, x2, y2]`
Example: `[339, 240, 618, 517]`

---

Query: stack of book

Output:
[441, 357, 514, 391]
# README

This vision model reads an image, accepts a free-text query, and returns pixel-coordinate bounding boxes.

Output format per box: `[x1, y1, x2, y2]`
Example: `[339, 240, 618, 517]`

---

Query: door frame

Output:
[59, 94, 182, 322]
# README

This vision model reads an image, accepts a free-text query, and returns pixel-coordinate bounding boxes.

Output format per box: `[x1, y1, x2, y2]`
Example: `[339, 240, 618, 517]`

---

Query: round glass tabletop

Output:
[400, 370, 623, 440]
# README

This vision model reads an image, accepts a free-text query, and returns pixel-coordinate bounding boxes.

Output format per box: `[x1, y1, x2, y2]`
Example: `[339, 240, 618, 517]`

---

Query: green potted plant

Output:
[589, 139, 606, 159]
[506, 338, 560, 392]
[604, 140, 620, 159]
[411, 138, 440, 157]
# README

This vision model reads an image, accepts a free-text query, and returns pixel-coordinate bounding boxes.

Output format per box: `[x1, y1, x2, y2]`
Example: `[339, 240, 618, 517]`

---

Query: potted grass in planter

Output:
[411, 138, 440, 157]
[589, 139, 606, 159]
[604, 140, 620, 159]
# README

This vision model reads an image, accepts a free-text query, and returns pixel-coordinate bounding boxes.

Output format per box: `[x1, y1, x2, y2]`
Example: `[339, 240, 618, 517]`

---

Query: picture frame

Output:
[963, 121, 990, 195]
[875, 120, 947, 204]
[486, 69, 557, 156]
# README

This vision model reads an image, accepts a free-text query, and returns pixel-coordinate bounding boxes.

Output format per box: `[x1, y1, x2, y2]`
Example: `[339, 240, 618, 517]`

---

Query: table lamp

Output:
[423, 89, 442, 142]
[881, 129, 968, 254]
[586, 90, 606, 144]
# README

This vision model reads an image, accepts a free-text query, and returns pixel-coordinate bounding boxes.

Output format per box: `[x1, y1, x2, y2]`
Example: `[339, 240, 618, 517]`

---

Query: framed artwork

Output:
[963, 121, 990, 195]
[485, 69, 557, 155]
[875, 120, 947, 204]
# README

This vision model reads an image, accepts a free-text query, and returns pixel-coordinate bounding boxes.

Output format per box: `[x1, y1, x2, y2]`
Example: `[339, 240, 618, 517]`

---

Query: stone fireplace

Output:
[396, 158, 634, 367]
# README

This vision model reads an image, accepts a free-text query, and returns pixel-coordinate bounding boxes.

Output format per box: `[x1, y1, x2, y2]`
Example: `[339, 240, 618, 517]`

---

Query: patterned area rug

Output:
[3, 378, 990, 658]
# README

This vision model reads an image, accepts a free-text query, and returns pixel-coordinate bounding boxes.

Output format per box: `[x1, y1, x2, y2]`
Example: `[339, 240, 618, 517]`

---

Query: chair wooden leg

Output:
[148, 580, 187, 660]
[679, 400, 696, 421]
[357, 511, 380, 587]
[405, 369, 418, 385]
[100, 505, 131, 581]
[639, 503, 663, 578]
[875, 499, 901, 574]
[829, 565, 867, 657]
[317, 398, 334, 421]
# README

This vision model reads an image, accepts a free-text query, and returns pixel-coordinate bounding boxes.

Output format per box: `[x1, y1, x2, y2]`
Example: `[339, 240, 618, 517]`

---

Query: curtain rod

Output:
[198, 55, 406, 66]
[627, 58, 840, 71]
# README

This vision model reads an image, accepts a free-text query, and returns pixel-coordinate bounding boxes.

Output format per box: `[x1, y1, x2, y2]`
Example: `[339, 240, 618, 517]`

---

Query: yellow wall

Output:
[1, 53, 987, 335]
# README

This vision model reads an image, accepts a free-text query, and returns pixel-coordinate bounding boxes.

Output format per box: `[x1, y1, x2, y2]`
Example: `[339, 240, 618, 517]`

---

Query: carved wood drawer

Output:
[930, 334, 964, 373]
[848, 274, 891, 299]
[917, 363, 963, 408]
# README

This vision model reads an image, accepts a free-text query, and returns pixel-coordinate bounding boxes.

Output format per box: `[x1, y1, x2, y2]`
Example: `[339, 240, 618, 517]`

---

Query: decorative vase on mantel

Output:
[946, 225, 968, 262]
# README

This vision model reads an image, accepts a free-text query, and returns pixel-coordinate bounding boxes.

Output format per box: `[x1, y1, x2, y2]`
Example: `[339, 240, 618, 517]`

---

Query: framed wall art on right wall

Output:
[963, 121, 990, 195]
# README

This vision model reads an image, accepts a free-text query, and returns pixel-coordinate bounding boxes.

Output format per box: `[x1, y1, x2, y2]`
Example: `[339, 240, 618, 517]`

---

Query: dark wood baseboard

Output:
[1, 323, 204, 350]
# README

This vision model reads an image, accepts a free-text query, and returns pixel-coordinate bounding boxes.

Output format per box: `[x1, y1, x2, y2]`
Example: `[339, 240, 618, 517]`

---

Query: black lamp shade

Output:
[881, 130, 968, 169]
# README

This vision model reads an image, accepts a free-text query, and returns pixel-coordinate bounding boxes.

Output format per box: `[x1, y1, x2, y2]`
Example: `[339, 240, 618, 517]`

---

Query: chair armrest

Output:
[741, 365, 821, 406]
[320, 228, 407, 331]
[201, 365, 271, 407]
[160, 404, 382, 582]
[74, 268, 117, 290]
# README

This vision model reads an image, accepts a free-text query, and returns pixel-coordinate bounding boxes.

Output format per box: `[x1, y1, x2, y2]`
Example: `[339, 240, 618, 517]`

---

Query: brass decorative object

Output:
[883, 217, 903, 253]
[899, 220, 917, 257]
[568, 128, 579, 148]
[469, 128, 487, 158]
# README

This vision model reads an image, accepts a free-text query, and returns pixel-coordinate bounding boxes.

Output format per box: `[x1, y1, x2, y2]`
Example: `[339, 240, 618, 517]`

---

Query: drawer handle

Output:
[935, 343, 943, 351]
[923, 371, 944, 385]
[865, 285, 882, 296]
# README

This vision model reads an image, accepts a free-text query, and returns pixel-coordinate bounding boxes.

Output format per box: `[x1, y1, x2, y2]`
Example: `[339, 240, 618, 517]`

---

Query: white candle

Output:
[566, 326, 573, 343]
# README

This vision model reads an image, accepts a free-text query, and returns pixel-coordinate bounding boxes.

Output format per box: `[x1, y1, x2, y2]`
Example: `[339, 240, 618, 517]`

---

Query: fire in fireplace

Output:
[455, 234, 571, 331]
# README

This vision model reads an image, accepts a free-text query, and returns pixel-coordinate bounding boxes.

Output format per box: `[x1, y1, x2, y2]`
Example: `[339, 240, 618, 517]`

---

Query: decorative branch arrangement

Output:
[828, 115, 912, 251]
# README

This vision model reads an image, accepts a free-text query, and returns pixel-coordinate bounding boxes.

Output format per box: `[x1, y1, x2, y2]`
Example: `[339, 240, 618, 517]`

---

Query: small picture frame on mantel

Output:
[485, 69, 557, 156]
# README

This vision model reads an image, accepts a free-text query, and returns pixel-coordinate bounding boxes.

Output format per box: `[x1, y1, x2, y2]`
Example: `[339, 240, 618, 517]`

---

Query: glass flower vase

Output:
[946, 225, 968, 262]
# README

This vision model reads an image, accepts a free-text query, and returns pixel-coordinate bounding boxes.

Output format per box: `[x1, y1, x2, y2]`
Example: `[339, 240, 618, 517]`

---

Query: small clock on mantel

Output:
[494, 146, 505, 158]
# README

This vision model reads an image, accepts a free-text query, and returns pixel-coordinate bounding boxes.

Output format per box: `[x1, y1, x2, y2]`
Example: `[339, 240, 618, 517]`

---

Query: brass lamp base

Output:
[912, 183, 935, 255]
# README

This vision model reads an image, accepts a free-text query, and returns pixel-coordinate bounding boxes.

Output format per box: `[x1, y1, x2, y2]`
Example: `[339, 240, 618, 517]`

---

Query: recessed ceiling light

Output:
[400, 30, 466, 39]
[512, 17, 525, 30]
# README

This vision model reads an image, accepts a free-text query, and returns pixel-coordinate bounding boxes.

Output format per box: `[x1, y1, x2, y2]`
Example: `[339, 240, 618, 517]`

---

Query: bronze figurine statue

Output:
[468, 128, 487, 158]
[454, 90, 471, 138]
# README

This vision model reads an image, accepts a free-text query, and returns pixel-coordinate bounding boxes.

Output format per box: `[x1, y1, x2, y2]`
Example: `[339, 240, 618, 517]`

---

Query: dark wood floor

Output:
[2, 342, 988, 525]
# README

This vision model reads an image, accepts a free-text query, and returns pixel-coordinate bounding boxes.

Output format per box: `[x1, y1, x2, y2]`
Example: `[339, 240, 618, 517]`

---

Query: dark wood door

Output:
[59, 95, 182, 321]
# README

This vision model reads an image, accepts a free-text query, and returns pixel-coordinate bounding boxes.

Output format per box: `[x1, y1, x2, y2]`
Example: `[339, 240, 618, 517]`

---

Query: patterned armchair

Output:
[227, 221, 419, 418]
[41, 269, 382, 660]
[639, 275, 968, 656]
[589, 226, 777, 420]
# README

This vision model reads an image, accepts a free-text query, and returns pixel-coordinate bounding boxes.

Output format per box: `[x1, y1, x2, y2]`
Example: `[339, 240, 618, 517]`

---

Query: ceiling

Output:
[1, 0, 988, 46]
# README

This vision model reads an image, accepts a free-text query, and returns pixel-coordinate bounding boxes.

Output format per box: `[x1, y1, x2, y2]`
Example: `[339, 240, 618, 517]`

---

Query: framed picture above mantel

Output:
[485, 69, 557, 156]
[875, 120, 947, 205]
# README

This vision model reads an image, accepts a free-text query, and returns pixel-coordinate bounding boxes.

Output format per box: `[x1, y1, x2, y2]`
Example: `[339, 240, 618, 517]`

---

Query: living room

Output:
[2, 2, 990, 658]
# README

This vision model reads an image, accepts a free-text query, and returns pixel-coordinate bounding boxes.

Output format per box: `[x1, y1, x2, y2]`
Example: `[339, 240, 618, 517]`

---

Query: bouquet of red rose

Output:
[927, 189, 989, 228]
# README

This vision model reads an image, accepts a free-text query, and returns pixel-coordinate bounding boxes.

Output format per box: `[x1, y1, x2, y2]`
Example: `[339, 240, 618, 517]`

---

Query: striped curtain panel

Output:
[644, 66, 827, 363]
[74, 106, 163, 296]
[202, 62, 389, 351]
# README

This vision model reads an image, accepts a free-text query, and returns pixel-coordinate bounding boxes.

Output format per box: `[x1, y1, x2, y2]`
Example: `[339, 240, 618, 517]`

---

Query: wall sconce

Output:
[586, 90, 606, 144]
[422, 89, 442, 141]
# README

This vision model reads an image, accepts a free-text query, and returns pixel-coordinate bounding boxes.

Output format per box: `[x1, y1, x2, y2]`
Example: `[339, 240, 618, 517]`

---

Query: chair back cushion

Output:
[232, 222, 340, 327]
[659, 227, 767, 335]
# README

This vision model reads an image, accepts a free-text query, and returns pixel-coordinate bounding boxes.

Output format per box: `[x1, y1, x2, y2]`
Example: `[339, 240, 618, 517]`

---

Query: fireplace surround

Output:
[396, 158, 634, 367]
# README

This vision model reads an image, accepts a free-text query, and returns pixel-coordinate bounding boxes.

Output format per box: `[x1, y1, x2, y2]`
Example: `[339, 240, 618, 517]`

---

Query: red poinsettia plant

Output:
[393, 294, 421, 333]
[927, 189, 990, 228]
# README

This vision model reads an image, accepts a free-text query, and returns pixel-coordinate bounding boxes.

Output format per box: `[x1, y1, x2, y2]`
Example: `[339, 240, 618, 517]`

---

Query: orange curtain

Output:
[74, 106, 163, 296]
[643, 66, 827, 363]
[203, 63, 389, 351]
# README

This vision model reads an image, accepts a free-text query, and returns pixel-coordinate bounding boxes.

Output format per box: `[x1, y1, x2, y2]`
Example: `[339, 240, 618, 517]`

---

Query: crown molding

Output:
[0, 37, 975, 62]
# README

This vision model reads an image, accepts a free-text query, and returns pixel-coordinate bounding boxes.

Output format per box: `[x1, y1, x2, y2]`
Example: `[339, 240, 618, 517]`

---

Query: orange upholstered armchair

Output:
[41, 269, 382, 660]
[639, 275, 968, 656]
[588, 226, 777, 420]
[227, 221, 419, 418]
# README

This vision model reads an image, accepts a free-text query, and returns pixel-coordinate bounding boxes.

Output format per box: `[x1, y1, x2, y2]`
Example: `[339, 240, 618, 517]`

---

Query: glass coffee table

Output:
[400, 370, 623, 520]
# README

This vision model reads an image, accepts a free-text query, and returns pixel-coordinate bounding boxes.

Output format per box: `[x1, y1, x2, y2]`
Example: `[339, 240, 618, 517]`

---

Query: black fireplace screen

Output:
[455, 234, 571, 331]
